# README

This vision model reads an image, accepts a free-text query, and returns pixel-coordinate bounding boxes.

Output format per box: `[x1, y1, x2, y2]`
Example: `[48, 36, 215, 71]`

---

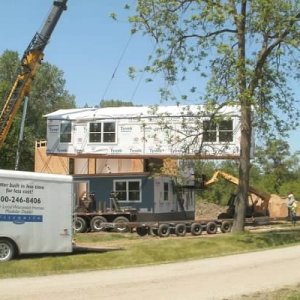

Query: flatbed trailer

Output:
[74, 210, 138, 233]
[99, 216, 293, 237]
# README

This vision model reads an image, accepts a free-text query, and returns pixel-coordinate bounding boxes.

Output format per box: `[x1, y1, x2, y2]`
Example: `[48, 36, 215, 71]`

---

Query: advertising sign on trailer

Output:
[0, 169, 74, 261]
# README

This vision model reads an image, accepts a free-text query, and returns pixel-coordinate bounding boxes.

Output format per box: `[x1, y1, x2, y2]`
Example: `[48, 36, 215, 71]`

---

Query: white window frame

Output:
[202, 119, 233, 143]
[113, 179, 142, 203]
[60, 121, 72, 143]
[89, 121, 116, 144]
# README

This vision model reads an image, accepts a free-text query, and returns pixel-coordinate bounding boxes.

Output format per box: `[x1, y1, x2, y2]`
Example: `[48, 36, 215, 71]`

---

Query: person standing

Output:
[287, 192, 297, 224]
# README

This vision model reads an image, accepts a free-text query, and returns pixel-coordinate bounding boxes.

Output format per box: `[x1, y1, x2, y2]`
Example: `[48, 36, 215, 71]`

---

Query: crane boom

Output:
[0, 0, 68, 149]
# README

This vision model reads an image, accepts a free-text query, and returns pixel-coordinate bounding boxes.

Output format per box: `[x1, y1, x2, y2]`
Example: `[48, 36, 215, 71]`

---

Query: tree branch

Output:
[180, 28, 237, 41]
[249, 12, 300, 93]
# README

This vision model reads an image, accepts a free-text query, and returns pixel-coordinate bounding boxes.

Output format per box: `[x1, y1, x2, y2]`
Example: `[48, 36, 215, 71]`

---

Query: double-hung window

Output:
[219, 120, 233, 142]
[203, 119, 233, 143]
[203, 120, 217, 142]
[89, 121, 116, 143]
[114, 179, 141, 202]
[60, 121, 72, 143]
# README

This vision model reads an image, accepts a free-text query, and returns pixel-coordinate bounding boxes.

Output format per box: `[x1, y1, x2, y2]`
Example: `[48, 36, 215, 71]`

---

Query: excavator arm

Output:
[203, 170, 270, 218]
[0, 0, 67, 149]
[204, 170, 270, 201]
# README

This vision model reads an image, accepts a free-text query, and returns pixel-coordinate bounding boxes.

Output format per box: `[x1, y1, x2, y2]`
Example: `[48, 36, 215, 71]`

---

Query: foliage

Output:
[99, 99, 134, 108]
[252, 138, 300, 198]
[127, 0, 300, 232]
[0, 50, 76, 171]
[128, 0, 300, 134]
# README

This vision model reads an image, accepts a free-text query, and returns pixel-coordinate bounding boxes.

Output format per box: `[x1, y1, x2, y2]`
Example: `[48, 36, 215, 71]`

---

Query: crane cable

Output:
[100, 34, 133, 102]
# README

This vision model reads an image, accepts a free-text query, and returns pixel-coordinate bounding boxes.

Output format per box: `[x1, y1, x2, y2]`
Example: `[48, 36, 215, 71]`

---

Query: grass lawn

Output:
[1, 225, 300, 279]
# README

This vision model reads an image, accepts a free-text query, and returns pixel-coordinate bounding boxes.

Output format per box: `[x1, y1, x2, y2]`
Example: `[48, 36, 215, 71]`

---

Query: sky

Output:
[0, 0, 299, 153]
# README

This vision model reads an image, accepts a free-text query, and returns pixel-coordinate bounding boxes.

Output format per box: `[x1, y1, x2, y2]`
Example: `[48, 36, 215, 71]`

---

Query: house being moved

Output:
[45, 104, 244, 159]
[39, 104, 247, 221]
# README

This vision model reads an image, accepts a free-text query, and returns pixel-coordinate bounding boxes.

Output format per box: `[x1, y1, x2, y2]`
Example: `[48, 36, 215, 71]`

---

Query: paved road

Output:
[2, 245, 300, 300]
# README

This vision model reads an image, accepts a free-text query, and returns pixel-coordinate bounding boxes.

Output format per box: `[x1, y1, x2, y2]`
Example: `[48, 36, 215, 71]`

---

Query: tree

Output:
[253, 138, 300, 194]
[99, 99, 134, 108]
[127, 0, 300, 232]
[0, 50, 76, 170]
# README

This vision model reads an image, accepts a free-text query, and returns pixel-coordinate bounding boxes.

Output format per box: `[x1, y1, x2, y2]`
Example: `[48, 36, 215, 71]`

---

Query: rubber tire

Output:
[148, 226, 158, 236]
[113, 216, 129, 233]
[90, 216, 107, 232]
[158, 224, 170, 237]
[220, 220, 232, 233]
[206, 222, 217, 234]
[74, 217, 88, 233]
[136, 226, 148, 236]
[0, 238, 15, 262]
[174, 223, 187, 237]
[191, 223, 203, 236]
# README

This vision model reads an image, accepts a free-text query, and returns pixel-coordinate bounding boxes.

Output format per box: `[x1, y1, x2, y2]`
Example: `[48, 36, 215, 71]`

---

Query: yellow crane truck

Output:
[0, 0, 68, 149]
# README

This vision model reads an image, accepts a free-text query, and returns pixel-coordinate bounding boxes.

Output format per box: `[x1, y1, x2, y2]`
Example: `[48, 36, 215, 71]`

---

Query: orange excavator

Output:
[203, 170, 270, 218]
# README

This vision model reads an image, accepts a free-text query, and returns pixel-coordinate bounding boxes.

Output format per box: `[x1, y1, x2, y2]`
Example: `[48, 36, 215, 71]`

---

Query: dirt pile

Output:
[268, 194, 288, 218]
[268, 194, 300, 218]
[196, 195, 298, 219]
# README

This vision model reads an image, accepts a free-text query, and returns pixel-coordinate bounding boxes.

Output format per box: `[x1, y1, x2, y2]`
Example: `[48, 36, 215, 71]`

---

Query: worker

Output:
[287, 192, 296, 222]
[291, 201, 297, 225]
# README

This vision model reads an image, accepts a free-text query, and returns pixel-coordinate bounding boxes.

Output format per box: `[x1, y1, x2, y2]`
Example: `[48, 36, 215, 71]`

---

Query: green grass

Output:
[231, 283, 300, 299]
[1, 226, 300, 280]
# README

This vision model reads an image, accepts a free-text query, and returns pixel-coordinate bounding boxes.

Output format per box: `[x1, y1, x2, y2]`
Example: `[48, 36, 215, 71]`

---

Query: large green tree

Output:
[99, 99, 134, 107]
[0, 50, 75, 171]
[127, 0, 300, 232]
[253, 138, 300, 196]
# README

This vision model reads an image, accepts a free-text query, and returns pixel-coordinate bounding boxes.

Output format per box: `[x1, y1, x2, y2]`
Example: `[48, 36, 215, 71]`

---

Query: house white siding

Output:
[45, 105, 246, 158]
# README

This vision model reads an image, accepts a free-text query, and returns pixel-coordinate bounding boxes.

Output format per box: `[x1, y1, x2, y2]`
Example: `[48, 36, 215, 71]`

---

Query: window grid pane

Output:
[164, 182, 169, 201]
[114, 180, 141, 202]
[219, 120, 233, 142]
[89, 122, 116, 143]
[60, 122, 71, 143]
[203, 120, 217, 142]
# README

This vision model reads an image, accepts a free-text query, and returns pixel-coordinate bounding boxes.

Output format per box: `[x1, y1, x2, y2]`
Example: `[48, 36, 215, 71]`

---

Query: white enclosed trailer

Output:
[0, 169, 74, 261]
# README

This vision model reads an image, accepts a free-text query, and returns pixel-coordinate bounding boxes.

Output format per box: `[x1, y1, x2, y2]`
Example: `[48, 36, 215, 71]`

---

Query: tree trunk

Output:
[231, 0, 251, 233]
[231, 106, 251, 233]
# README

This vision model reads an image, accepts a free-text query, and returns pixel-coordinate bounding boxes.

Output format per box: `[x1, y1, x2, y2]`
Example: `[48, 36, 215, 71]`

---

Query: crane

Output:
[0, 0, 68, 149]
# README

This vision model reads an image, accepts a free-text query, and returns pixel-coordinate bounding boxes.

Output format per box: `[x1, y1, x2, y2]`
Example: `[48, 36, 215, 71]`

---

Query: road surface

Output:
[1, 245, 300, 300]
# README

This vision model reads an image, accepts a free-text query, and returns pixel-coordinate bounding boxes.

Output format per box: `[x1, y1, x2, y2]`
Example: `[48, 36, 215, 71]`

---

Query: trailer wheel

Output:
[136, 226, 148, 237]
[113, 216, 129, 233]
[158, 224, 170, 237]
[206, 222, 217, 234]
[174, 223, 187, 237]
[0, 238, 16, 262]
[148, 226, 158, 236]
[191, 223, 203, 236]
[74, 217, 88, 233]
[91, 216, 107, 232]
[220, 221, 232, 233]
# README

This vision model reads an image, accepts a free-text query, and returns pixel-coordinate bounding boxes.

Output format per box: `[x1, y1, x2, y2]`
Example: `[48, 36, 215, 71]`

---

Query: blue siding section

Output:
[75, 174, 155, 212]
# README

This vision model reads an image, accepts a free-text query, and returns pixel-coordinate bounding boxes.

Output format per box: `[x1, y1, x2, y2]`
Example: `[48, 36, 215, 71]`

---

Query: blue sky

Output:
[0, 0, 299, 153]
